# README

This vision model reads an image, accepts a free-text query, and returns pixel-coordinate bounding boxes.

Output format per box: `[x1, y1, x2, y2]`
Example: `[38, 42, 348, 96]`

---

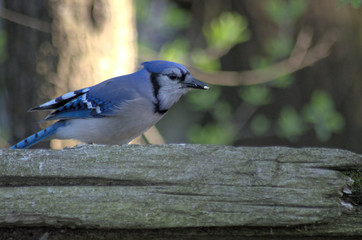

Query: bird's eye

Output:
[168, 74, 178, 80]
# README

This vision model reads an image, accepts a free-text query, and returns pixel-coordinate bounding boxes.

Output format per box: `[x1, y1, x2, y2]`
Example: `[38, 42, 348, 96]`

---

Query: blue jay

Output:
[11, 60, 209, 149]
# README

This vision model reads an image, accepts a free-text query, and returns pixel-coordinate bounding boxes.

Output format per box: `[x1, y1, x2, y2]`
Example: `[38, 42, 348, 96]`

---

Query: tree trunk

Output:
[1, 0, 136, 149]
[1, 0, 52, 148]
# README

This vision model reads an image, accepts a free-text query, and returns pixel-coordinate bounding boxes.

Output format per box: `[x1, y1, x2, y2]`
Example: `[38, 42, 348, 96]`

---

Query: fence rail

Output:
[0, 144, 361, 239]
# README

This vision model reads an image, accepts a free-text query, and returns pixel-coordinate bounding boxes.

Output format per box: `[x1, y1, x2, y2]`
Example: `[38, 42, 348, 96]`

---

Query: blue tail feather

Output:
[10, 121, 66, 149]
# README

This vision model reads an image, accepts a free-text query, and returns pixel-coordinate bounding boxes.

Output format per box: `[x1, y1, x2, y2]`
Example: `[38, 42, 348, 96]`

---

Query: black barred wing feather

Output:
[43, 92, 115, 121]
[31, 76, 138, 121]
[30, 87, 90, 111]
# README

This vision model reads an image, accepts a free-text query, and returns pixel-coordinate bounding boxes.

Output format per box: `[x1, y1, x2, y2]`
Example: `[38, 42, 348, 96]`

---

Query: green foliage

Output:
[136, 0, 191, 30]
[136, 0, 192, 58]
[135, 0, 149, 23]
[187, 86, 221, 111]
[249, 55, 272, 70]
[0, 127, 10, 148]
[213, 100, 232, 122]
[340, 0, 362, 8]
[163, 6, 192, 29]
[251, 114, 271, 136]
[302, 90, 345, 142]
[137, 4, 248, 145]
[203, 12, 249, 53]
[277, 106, 305, 142]
[276, 91, 345, 142]
[191, 49, 221, 71]
[239, 0, 307, 140]
[185, 12, 251, 144]
[345, 169, 362, 205]
[188, 123, 235, 145]
[159, 38, 189, 63]
[189, 12, 250, 72]
[269, 75, 294, 88]
[136, 1, 346, 145]
[245, 0, 311, 141]
[0, 30, 7, 64]
[265, 0, 308, 25]
[238, 85, 272, 106]
[264, 36, 294, 60]
[187, 87, 235, 144]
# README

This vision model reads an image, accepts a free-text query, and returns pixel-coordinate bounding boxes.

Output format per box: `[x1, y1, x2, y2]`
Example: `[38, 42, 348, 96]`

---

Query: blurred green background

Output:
[1, 0, 362, 153]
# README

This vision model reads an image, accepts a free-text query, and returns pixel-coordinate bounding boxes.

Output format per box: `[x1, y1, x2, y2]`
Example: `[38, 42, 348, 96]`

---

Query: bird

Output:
[10, 60, 209, 149]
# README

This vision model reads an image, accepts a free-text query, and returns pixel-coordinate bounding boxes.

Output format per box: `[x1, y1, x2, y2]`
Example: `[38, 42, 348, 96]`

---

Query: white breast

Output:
[54, 98, 164, 145]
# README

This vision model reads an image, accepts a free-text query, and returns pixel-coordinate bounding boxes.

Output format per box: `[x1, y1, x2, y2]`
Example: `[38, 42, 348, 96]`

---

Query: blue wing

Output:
[43, 92, 112, 120]
[40, 77, 138, 121]
[31, 66, 153, 121]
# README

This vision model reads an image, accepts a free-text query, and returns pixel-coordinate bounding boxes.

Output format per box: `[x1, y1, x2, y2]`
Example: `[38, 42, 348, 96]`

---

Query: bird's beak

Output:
[183, 77, 209, 90]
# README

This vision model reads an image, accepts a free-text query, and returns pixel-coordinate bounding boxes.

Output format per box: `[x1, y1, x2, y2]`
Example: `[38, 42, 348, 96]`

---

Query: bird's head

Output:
[142, 60, 209, 113]
[142, 60, 209, 90]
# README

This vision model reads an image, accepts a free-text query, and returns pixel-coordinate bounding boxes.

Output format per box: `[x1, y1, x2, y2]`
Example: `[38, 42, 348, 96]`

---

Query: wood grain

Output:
[0, 145, 360, 231]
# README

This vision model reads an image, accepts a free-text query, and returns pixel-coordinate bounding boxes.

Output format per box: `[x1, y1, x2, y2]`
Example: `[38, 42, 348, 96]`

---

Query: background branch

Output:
[191, 31, 338, 86]
[0, 7, 51, 33]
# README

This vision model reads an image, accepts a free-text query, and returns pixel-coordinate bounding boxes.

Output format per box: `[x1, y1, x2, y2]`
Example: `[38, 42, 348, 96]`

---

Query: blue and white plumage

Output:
[11, 60, 209, 149]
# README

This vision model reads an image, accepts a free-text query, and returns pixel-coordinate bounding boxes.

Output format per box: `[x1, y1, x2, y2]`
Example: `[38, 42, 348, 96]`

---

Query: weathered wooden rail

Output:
[0, 144, 361, 239]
